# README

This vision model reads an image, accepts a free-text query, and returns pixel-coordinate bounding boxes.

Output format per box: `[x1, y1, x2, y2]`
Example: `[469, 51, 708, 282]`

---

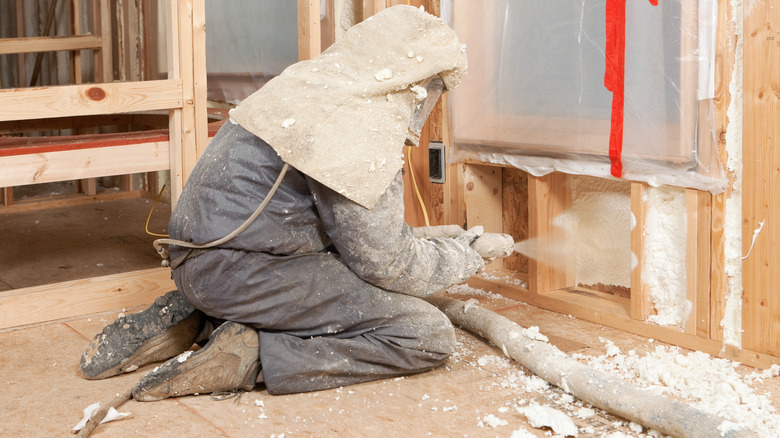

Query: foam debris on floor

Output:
[1, 285, 778, 437]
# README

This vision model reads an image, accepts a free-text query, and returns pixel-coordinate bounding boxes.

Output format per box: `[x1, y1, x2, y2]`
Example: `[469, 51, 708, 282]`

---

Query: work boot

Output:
[132, 321, 261, 402]
[80, 290, 204, 380]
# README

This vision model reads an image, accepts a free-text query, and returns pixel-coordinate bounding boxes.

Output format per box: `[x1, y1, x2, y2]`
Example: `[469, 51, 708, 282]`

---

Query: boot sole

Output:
[83, 312, 203, 380]
[81, 290, 203, 380]
[133, 322, 260, 402]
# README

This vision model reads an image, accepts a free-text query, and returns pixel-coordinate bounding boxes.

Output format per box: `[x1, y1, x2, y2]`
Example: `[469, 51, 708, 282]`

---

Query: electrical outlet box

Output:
[428, 141, 445, 184]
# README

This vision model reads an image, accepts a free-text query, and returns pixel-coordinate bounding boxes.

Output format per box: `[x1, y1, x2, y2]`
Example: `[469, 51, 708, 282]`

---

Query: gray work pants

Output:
[174, 249, 456, 395]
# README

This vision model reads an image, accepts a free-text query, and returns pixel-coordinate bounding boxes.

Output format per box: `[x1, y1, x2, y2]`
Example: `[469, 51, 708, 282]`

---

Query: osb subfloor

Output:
[1, 197, 778, 436]
[0, 196, 169, 290]
[1, 288, 777, 437]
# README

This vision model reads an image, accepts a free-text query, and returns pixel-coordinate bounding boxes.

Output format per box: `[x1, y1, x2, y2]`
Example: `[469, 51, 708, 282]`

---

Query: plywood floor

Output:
[1, 198, 778, 437]
[1, 288, 778, 437]
[0, 196, 169, 291]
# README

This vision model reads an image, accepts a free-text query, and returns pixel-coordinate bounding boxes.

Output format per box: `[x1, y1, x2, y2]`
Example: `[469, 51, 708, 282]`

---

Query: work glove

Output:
[452, 226, 486, 275]
[470, 231, 515, 261]
[446, 225, 514, 260]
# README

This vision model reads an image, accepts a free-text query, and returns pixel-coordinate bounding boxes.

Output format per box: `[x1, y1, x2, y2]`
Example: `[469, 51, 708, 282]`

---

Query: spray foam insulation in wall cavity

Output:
[550, 176, 692, 327]
[642, 186, 689, 328]
[721, 0, 744, 348]
[552, 176, 632, 289]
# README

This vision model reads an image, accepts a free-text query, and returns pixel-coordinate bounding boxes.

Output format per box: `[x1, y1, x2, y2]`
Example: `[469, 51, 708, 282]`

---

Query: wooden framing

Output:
[629, 182, 652, 321]
[685, 188, 712, 338]
[389, 0, 777, 367]
[741, 0, 780, 356]
[708, 0, 736, 345]
[0, 140, 170, 187]
[0, 0, 322, 329]
[441, 1, 779, 368]
[297, 0, 322, 61]
[0, 35, 103, 55]
[462, 164, 503, 270]
[1, 0, 114, 202]
[459, 165, 778, 368]
[1, 0, 775, 372]
[14, 0, 25, 87]
[0, 268, 174, 330]
[0, 0, 207, 329]
[533, 179, 760, 364]
[95, 0, 112, 82]
[0, 79, 183, 121]
[527, 172, 571, 293]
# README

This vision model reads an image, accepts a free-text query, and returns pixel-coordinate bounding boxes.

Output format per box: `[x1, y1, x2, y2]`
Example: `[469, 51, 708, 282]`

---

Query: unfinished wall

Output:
[553, 176, 632, 290]
[0, 0, 94, 87]
[719, 0, 744, 349]
[739, 0, 779, 357]
[642, 186, 689, 327]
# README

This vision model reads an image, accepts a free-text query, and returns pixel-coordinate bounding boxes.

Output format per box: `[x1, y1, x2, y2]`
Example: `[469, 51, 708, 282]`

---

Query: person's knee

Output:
[416, 311, 456, 358]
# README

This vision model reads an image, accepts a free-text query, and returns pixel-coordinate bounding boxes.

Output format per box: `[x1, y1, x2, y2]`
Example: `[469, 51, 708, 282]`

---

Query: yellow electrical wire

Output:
[406, 0, 430, 227]
[407, 145, 431, 227]
[145, 184, 170, 238]
[146, 151, 432, 238]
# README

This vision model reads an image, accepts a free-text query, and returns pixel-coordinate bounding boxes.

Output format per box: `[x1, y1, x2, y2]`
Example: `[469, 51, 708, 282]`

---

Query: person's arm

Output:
[410, 224, 467, 240]
[308, 172, 484, 298]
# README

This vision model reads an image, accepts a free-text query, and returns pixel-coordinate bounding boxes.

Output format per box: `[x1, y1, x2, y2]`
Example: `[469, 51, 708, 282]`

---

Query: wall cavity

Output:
[642, 186, 690, 327]
[553, 176, 632, 288]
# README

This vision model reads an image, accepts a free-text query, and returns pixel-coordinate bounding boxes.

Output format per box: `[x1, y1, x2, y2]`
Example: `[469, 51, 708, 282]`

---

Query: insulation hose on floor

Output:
[152, 163, 290, 267]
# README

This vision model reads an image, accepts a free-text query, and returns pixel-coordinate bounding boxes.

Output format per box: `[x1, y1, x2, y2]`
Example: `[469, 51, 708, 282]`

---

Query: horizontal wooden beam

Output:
[0, 129, 169, 156]
[0, 141, 170, 187]
[0, 35, 103, 55]
[470, 270, 780, 369]
[0, 113, 170, 136]
[0, 268, 174, 330]
[0, 107, 227, 137]
[0, 79, 183, 122]
[0, 189, 143, 214]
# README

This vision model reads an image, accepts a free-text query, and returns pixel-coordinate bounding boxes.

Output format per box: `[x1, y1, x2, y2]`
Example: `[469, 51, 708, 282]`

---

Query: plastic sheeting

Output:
[205, 1, 298, 104]
[447, 0, 725, 193]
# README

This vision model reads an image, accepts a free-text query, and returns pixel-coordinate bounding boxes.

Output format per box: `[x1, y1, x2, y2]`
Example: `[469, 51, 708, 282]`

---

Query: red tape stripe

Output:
[604, 0, 626, 177]
[604, 0, 658, 178]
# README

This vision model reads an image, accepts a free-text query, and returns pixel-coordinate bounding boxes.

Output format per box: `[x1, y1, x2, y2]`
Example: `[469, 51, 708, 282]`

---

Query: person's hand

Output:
[452, 226, 485, 275]
[470, 232, 514, 261]
[454, 225, 483, 248]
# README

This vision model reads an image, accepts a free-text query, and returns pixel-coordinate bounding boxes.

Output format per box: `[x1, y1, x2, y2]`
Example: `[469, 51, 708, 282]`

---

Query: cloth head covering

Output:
[229, 5, 467, 209]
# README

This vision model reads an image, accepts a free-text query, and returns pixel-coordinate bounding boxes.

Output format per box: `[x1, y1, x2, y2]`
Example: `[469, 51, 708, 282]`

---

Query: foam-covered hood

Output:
[229, 5, 467, 209]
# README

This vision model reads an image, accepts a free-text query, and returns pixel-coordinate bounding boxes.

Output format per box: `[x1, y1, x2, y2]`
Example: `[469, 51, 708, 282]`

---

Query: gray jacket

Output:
[169, 122, 482, 298]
